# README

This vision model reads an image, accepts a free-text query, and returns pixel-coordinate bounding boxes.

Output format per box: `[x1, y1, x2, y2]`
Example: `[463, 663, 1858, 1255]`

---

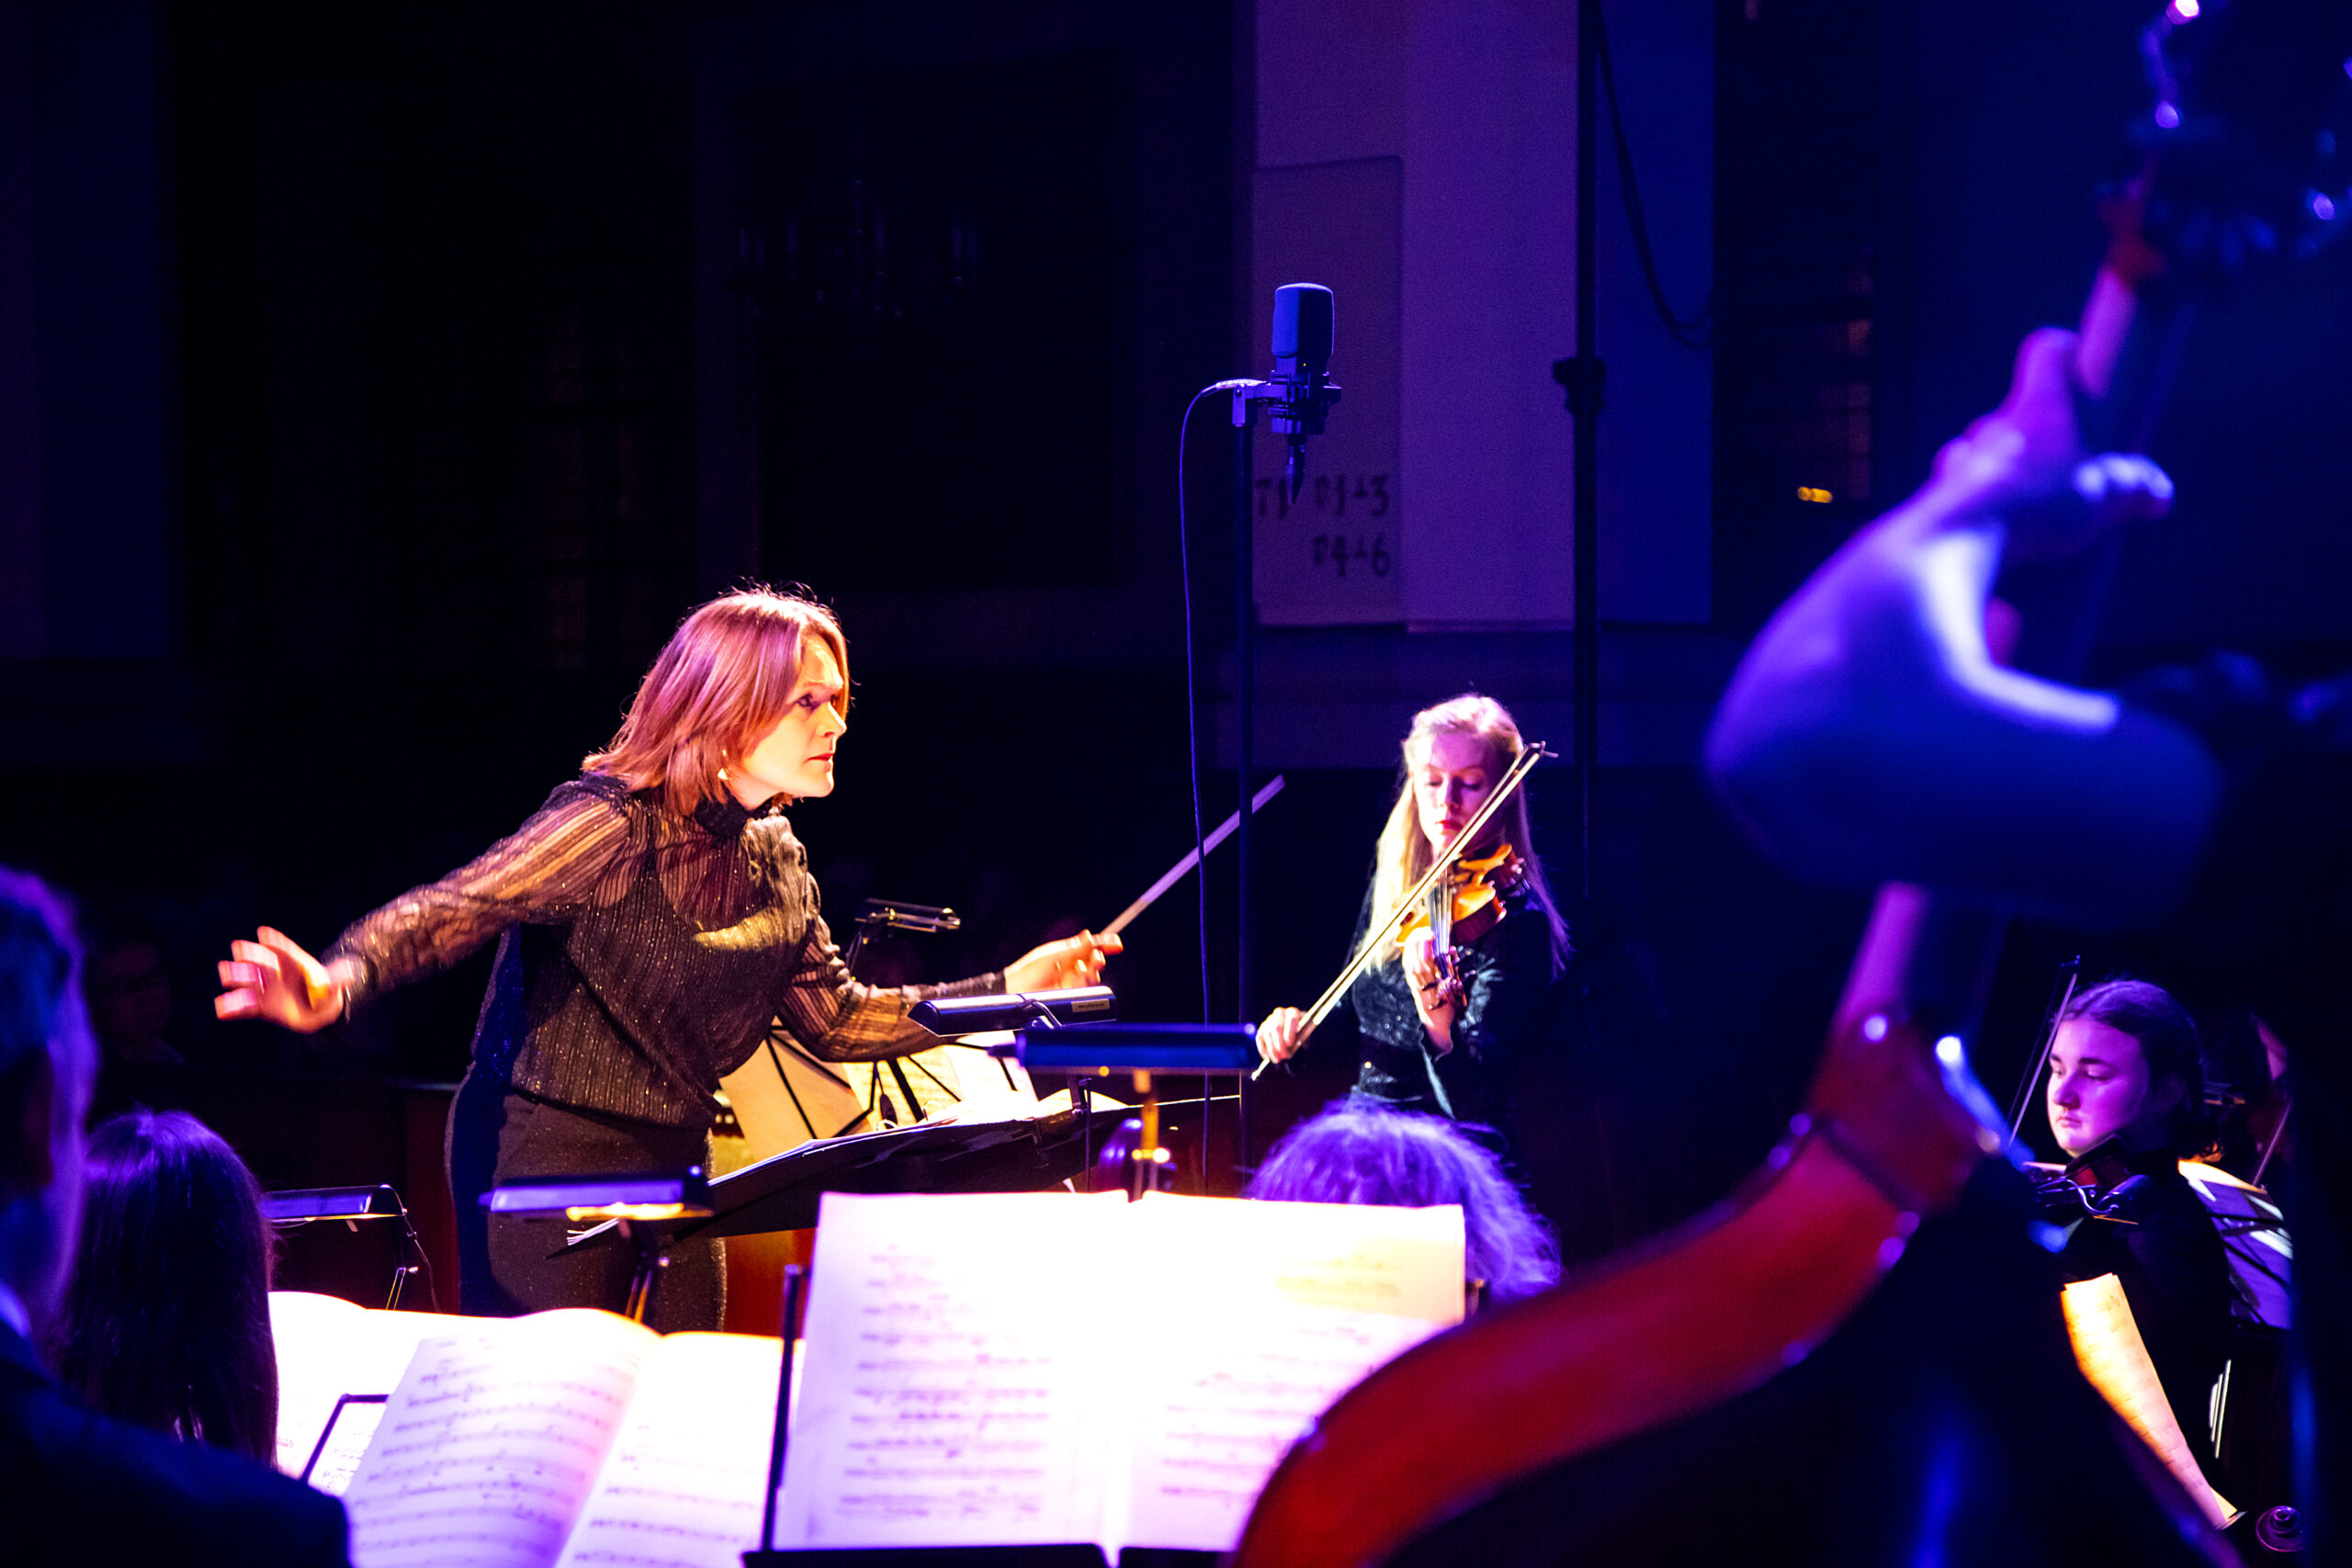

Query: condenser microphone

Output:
[1269, 283, 1340, 499]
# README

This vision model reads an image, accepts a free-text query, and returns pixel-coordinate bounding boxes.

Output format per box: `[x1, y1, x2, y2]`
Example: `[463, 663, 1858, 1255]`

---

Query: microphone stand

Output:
[1224, 298, 1340, 1168]
[1233, 390, 1257, 1036]
[1227, 376, 1331, 1028]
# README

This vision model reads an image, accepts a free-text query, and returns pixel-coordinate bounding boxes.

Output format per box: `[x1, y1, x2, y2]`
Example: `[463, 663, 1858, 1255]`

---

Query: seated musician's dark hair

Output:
[43, 1108, 279, 1463]
[1245, 1100, 1561, 1303]
[2063, 977, 2216, 1159]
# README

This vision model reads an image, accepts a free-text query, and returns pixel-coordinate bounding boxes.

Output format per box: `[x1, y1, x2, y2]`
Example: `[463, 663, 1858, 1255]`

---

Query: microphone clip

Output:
[1229, 282, 1344, 499]
[1227, 378, 1346, 501]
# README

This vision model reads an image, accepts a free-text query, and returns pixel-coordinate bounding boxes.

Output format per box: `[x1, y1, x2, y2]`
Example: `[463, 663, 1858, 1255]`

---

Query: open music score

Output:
[334, 1307, 783, 1568]
[271, 1192, 1458, 1565]
[774, 1189, 1464, 1559]
[270, 1291, 448, 1478]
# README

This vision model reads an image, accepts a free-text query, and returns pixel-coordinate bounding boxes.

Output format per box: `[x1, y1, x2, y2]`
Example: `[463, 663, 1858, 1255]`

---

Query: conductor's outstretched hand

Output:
[216, 927, 348, 1032]
[1005, 931, 1123, 995]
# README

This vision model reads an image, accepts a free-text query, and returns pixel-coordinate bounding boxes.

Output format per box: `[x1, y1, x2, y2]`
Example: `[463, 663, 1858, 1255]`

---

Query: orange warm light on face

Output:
[729, 640, 849, 807]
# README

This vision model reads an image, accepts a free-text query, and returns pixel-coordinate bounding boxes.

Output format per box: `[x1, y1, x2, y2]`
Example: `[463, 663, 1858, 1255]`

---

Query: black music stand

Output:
[263, 1184, 431, 1310]
[993, 1023, 1258, 1196]
[493, 1168, 715, 1324]
[564, 1101, 1137, 1265]
[996, 1022, 1259, 1074]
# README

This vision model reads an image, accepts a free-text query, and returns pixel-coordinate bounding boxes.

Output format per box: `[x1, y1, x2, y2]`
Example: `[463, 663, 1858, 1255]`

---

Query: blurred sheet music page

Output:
[343, 1311, 650, 1568]
[336, 1308, 784, 1568]
[773, 1189, 1463, 1557]
[553, 1332, 784, 1568]
[267, 1292, 447, 1476]
[1114, 1193, 1460, 1552]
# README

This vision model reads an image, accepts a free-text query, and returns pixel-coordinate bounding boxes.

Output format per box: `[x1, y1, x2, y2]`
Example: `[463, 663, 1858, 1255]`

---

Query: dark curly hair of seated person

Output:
[1245, 1100, 1562, 1303]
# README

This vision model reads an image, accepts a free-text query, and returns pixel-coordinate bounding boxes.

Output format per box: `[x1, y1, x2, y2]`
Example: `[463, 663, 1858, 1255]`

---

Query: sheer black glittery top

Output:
[1336, 883, 1564, 1125]
[324, 774, 1002, 1128]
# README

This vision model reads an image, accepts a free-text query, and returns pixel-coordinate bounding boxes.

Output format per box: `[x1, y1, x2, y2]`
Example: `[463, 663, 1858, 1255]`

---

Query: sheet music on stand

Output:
[748, 1189, 1464, 1567]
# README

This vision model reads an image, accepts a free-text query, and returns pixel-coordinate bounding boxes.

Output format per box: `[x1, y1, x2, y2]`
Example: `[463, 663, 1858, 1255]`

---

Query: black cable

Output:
[1592, 0, 1713, 349]
[397, 1205, 440, 1314]
[1175, 385, 1227, 1026]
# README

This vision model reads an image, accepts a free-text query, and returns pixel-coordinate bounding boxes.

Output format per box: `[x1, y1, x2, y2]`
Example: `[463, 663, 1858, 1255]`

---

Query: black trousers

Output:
[447, 1068, 724, 1331]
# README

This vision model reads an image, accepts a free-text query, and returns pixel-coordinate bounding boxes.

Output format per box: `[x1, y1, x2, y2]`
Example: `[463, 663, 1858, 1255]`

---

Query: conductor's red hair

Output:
[585, 589, 849, 815]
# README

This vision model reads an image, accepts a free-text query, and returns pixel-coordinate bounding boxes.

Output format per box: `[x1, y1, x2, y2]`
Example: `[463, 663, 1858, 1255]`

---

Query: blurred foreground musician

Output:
[0, 868, 350, 1568]
[1708, 321, 2352, 1553]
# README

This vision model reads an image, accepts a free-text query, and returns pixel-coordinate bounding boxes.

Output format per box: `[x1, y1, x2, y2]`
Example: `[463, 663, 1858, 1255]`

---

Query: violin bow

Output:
[2004, 955, 2083, 1151]
[1251, 742, 1550, 1079]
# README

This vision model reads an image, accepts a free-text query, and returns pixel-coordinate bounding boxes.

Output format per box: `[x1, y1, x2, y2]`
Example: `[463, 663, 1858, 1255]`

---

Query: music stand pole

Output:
[753, 1262, 808, 1560]
[620, 1219, 668, 1325]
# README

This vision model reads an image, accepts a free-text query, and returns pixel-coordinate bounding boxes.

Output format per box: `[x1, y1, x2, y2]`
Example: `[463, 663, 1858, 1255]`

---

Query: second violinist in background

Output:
[1256, 695, 1568, 1132]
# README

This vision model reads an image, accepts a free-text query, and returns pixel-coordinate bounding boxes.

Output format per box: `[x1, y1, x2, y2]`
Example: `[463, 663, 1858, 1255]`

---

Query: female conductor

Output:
[216, 588, 1115, 1327]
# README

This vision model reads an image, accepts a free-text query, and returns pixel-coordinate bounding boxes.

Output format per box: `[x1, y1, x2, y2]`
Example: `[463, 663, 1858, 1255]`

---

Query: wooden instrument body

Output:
[711, 1033, 1042, 1333]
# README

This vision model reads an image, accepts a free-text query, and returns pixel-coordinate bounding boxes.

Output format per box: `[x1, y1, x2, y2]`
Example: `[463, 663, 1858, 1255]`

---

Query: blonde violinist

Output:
[1256, 695, 1568, 1128]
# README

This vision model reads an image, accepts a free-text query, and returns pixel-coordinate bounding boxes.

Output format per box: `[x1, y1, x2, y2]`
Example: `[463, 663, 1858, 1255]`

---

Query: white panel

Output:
[1252, 0, 1712, 631]
[1250, 159, 1405, 626]
[1397, 0, 1578, 628]
[1254, 0, 1408, 168]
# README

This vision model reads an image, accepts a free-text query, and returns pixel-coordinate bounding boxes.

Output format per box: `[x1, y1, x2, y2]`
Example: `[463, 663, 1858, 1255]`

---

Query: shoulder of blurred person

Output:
[0, 868, 349, 1568]
[0, 1318, 348, 1568]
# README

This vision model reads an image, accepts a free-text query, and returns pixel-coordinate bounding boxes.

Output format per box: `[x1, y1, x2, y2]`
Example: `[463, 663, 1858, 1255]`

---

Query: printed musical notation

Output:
[773, 1190, 1463, 1558]
[1121, 1305, 1442, 1551]
[344, 1318, 647, 1568]
[332, 1311, 784, 1568]
[552, 1333, 783, 1568]
[781, 1194, 1126, 1547]
[302, 1396, 390, 1496]
[268, 1291, 446, 1477]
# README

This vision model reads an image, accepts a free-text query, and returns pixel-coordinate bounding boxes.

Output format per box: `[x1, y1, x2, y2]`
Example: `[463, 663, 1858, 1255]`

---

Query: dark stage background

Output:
[4, 0, 2346, 1285]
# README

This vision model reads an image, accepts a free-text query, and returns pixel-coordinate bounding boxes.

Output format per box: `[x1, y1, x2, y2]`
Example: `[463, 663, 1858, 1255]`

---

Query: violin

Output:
[1396, 845, 1528, 1011]
[2029, 1136, 2155, 1224]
